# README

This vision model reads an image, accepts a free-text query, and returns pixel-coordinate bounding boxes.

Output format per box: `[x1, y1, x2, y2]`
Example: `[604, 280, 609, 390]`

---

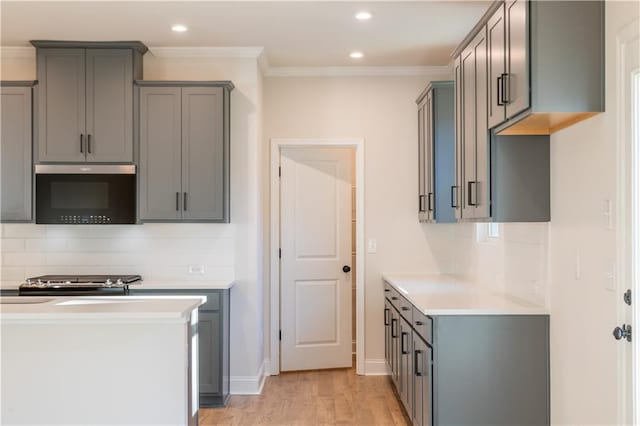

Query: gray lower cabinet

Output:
[33, 41, 147, 163]
[129, 288, 230, 407]
[384, 282, 550, 426]
[138, 82, 233, 223]
[416, 82, 455, 224]
[1, 82, 35, 222]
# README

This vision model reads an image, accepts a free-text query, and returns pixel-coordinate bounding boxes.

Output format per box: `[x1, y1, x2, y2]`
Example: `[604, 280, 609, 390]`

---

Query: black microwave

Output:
[35, 165, 136, 224]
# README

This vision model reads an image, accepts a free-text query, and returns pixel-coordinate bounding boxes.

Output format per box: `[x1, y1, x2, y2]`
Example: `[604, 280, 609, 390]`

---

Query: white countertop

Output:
[0, 279, 235, 291]
[383, 274, 548, 316]
[0, 295, 205, 324]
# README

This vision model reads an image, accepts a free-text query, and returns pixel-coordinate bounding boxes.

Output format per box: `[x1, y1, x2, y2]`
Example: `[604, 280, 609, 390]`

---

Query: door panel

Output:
[418, 104, 426, 221]
[1, 87, 32, 221]
[461, 44, 477, 219]
[474, 28, 490, 219]
[37, 49, 86, 162]
[454, 56, 463, 220]
[280, 147, 353, 371]
[139, 87, 182, 220]
[182, 87, 224, 221]
[506, 0, 530, 118]
[488, 4, 507, 128]
[198, 311, 220, 394]
[425, 91, 435, 222]
[85, 49, 133, 162]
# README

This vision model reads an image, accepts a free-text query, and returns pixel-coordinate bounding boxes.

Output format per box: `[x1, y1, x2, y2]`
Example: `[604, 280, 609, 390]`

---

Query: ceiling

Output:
[0, 1, 491, 67]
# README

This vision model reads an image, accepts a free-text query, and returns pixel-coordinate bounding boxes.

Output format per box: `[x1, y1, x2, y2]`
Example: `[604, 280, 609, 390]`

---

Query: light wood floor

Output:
[199, 366, 410, 426]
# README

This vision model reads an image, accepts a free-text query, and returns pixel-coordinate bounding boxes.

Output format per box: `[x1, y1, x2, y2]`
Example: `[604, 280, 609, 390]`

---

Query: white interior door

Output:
[280, 147, 353, 371]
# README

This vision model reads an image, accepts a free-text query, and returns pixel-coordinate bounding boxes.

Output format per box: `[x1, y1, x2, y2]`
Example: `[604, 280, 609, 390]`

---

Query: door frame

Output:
[269, 138, 365, 375]
[615, 17, 640, 425]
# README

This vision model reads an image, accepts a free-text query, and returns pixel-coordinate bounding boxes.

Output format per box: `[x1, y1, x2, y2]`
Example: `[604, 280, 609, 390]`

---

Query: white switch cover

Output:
[367, 239, 377, 254]
[188, 264, 205, 275]
[603, 199, 613, 230]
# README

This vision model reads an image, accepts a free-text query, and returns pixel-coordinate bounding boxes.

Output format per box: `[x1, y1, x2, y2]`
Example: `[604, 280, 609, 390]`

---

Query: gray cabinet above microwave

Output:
[32, 41, 147, 163]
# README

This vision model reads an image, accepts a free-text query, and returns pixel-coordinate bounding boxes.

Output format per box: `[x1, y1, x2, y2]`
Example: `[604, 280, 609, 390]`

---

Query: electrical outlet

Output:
[188, 265, 205, 275]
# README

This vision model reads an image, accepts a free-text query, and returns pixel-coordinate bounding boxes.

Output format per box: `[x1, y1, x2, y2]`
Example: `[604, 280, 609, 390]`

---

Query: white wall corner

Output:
[147, 46, 265, 59]
[364, 359, 389, 376]
[257, 50, 271, 76]
[230, 359, 269, 395]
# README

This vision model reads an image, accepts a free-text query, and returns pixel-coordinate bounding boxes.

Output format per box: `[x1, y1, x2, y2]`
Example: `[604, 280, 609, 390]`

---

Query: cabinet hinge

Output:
[279, 248, 282, 259]
[279, 330, 282, 341]
[279, 166, 281, 177]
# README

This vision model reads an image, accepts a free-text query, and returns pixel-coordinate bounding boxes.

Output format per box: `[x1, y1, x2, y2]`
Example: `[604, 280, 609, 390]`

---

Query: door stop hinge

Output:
[624, 289, 632, 306]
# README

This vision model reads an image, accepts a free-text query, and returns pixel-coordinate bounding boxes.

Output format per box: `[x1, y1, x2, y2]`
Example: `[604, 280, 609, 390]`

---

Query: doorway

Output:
[616, 17, 639, 425]
[270, 138, 365, 375]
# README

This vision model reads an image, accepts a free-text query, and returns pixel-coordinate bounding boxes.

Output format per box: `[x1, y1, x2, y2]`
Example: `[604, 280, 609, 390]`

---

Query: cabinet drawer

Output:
[412, 307, 433, 345]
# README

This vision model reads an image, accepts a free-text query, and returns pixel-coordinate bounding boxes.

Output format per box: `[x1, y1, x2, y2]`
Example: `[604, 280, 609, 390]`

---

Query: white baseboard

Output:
[230, 359, 268, 395]
[364, 358, 389, 375]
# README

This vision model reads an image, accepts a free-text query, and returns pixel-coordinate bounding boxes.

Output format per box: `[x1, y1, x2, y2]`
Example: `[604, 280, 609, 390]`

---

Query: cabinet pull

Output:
[183, 192, 188, 211]
[497, 75, 505, 106]
[467, 181, 478, 206]
[427, 192, 434, 212]
[384, 307, 390, 326]
[419, 194, 426, 212]
[391, 296, 398, 301]
[451, 186, 458, 208]
[87, 134, 92, 154]
[80, 134, 84, 154]
[414, 349, 423, 376]
[415, 321, 424, 326]
[501, 73, 510, 104]
[176, 192, 180, 211]
[391, 319, 398, 338]
[401, 332, 408, 354]
[401, 306, 410, 311]
[384, 289, 391, 292]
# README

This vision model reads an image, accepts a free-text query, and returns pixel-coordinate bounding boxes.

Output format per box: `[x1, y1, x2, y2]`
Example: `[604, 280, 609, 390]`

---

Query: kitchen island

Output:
[1, 296, 204, 426]
[383, 274, 549, 426]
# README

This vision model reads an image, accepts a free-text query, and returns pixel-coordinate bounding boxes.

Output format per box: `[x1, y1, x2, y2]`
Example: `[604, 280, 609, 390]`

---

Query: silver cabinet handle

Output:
[468, 181, 478, 207]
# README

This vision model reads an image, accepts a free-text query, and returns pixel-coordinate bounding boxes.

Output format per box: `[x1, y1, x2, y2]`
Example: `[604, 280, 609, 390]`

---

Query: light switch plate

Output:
[188, 264, 205, 275]
[367, 239, 377, 254]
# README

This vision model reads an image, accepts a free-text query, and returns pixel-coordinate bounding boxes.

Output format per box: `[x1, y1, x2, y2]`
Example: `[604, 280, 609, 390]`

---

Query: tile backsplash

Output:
[0, 224, 235, 285]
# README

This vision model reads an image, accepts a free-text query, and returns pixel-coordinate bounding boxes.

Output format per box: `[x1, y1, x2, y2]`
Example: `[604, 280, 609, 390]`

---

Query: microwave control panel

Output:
[59, 215, 112, 224]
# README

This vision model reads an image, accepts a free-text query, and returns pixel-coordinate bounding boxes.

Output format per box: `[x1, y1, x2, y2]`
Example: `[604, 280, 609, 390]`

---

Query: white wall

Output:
[264, 74, 453, 364]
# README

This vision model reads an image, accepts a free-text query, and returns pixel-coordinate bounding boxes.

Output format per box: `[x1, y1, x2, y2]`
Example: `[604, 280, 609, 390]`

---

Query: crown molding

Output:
[0, 47, 35, 58]
[148, 46, 264, 59]
[264, 65, 452, 78]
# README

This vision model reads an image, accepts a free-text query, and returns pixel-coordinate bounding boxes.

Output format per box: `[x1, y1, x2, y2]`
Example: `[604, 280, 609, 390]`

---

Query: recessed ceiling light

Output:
[355, 11, 372, 21]
[171, 24, 188, 32]
[350, 51, 364, 59]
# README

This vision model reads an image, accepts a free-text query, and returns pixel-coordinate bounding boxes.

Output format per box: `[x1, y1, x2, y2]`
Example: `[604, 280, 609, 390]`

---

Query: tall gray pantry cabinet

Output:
[1, 81, 36, 222]
[137, 82, 233, 223]
[32, 41, 147, 163]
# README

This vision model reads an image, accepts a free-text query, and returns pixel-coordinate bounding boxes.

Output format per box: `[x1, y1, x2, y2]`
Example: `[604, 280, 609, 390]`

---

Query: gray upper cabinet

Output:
[455, 0, 604, 136]
[417, 81, 456, 224]
[32, 41, 146, 163]
[1, 82, 35, 222]
[138, 82, 233, 223]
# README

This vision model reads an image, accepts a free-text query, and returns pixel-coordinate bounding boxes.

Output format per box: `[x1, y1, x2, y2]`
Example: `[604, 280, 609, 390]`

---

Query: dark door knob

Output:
[343, 265, 351, 273]
[613, 324, 632, 342]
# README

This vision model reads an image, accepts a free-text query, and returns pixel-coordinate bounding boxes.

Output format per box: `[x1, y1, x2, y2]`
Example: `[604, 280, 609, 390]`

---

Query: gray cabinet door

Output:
[425, 91, 435, 222]
[85, 49, 133, 162]
[412, 336, 432, 426]
[453, 56, 463, 220]
[198, 311, 220, 394]
[506, 0, 529, 118]
[181, 87, 225, 221]
[417, 104, 426, 221]
[461, 28, 490, 220]
[390, 308, 400, 388]
[139, 86, 182, 220]
[37, 48, 86, 162]
[384, 300, 392, 370]
[488, 4, 507, 128]
[1, 86, 32, 222]
[399, 316, 414, 417]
